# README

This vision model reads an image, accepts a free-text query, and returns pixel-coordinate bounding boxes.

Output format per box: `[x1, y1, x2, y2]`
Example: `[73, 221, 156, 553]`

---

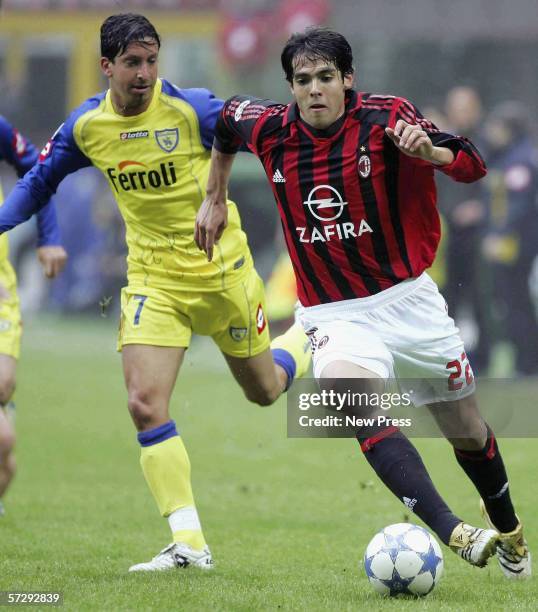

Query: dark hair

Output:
[281, 27, 354, 83]
[101, 13, 161, 61]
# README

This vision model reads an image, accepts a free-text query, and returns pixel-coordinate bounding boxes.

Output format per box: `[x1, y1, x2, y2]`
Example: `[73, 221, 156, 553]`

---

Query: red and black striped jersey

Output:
[214, 90, 487, 306]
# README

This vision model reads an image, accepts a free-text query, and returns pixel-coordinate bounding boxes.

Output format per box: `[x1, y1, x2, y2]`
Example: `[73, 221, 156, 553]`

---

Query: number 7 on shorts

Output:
[133, 295, 147, 326]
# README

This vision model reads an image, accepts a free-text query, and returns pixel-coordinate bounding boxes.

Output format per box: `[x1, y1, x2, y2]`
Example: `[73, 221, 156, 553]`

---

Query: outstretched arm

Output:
[0, 111, 92, 233]
[194, 148, 236, 262]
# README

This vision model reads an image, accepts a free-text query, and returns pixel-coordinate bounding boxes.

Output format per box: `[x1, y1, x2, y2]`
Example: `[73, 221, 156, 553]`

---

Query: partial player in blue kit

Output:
[0, 115, 67, 516]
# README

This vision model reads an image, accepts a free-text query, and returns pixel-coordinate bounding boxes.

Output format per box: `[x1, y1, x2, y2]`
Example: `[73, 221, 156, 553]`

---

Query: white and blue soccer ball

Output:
[363, 523, 444, 596]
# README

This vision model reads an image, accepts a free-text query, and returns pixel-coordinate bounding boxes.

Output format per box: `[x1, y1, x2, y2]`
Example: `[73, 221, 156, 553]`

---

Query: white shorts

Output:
[297, 273, 475, 406]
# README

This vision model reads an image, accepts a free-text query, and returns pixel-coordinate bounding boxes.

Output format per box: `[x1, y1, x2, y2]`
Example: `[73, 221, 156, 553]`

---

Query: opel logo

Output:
[303, 185, 348, 221]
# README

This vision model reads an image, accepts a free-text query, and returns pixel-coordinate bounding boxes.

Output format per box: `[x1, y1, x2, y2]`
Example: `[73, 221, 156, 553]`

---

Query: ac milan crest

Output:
[358, 154, 371, 178]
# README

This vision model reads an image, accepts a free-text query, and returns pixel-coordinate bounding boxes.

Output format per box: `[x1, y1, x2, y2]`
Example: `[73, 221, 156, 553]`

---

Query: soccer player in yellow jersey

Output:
[0, 14, 310, 569]
[0, 116, 67, 516]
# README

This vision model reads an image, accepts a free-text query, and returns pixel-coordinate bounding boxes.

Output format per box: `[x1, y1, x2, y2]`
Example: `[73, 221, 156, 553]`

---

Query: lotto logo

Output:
[120, 130, 149, 141]
[256, 304, 266, 334]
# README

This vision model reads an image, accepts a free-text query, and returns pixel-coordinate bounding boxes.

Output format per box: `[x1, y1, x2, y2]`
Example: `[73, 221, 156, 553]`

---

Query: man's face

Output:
[101, 39, 159, 116]
[445, 87, 482, 134]
[290, 57, 353, 129]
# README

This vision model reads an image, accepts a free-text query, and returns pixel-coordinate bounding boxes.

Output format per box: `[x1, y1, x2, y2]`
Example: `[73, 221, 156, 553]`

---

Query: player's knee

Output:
[244, 382, 280, 406]
[468, 420, 487, 448]
[127, 390, 157, 430]
[447, 418, 487, 451]
[450, 432, 487, 451]
[0, 373, 15, 406]
[0, 427, 15, 457]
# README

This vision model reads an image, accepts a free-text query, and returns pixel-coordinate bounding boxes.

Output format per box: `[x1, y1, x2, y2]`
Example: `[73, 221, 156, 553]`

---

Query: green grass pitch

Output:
[0, 317, 535, 610]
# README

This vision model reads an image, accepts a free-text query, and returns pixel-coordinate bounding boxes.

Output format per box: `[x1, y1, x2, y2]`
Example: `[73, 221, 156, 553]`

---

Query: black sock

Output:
[359, 427, 461, 545]
[454, 425, 518, 533]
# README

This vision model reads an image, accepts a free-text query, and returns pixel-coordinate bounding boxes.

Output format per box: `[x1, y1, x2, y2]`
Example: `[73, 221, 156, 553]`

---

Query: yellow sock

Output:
[271, 321, 311, 380]
[139, 422, 206, 551]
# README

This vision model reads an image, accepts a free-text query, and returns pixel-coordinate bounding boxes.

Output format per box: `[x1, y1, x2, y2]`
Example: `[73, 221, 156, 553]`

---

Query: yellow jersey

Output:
[3, 79, 250, 292]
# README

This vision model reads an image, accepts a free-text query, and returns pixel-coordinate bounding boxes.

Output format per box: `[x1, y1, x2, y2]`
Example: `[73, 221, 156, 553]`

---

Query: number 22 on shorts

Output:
[133, 295, 147, 326]
[446, 352, 474, 391]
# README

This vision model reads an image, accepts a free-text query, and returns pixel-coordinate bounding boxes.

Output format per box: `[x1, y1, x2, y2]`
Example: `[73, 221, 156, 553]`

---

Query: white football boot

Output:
[449, 522, 498, 567]
[0, 500, 4, 517]
[480, 499, 531, 579]
[128, 543, 213, 572]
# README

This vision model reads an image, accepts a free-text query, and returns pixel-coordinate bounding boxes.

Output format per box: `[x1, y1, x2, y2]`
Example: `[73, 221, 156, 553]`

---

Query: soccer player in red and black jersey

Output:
[195, 28, 530, 577]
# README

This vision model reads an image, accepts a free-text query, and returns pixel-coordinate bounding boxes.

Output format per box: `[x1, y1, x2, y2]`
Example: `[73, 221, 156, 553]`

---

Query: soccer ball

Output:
[363, 523, 444, 596]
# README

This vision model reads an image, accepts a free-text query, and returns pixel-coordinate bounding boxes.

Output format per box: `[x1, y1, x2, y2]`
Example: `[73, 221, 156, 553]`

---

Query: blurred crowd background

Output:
[1, 0, 538, 376]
